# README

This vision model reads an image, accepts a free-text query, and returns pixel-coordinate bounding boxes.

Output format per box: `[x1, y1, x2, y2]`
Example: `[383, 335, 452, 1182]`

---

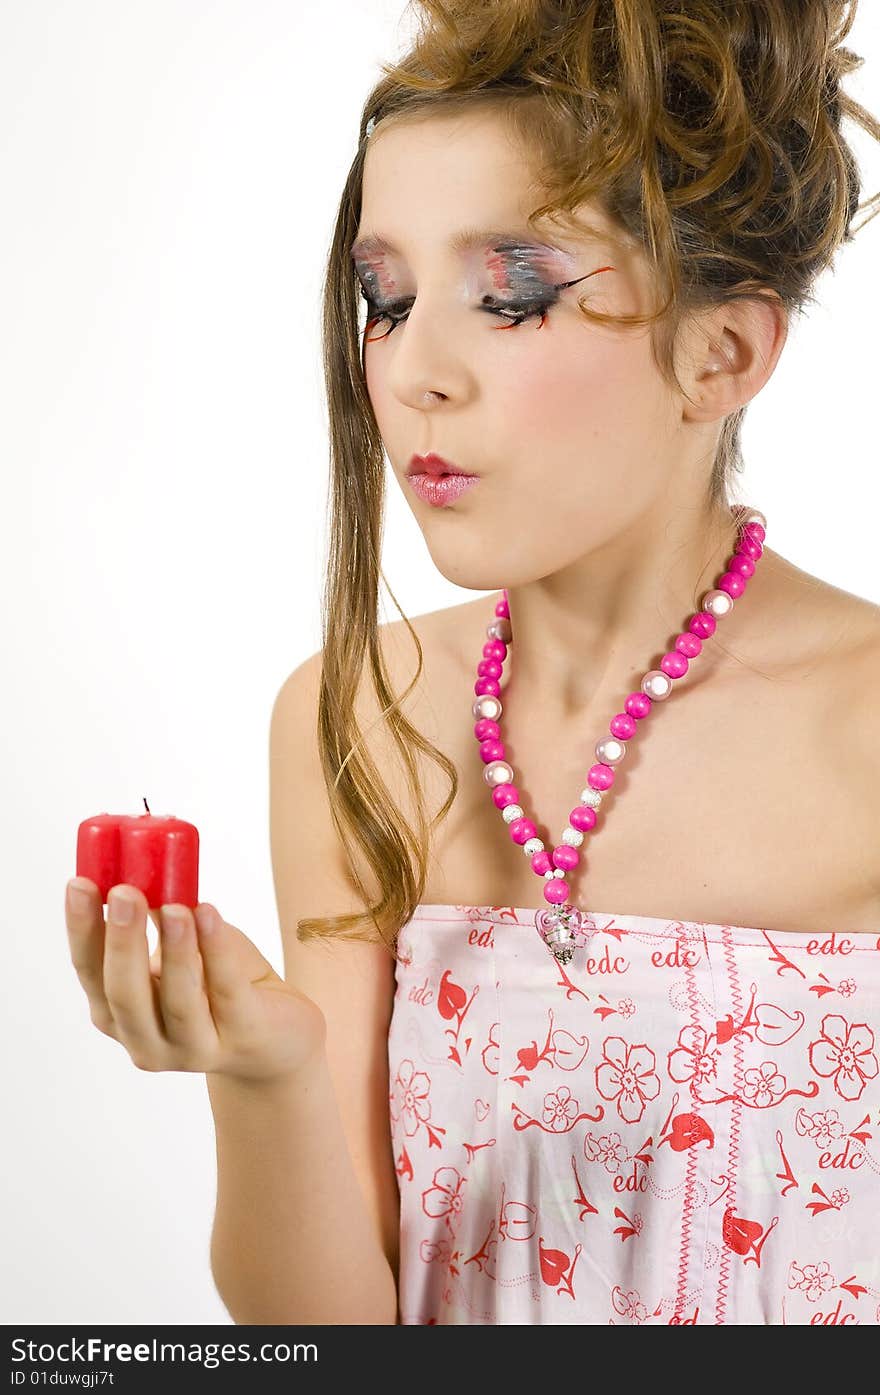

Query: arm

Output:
[208, 651, 400, 1324]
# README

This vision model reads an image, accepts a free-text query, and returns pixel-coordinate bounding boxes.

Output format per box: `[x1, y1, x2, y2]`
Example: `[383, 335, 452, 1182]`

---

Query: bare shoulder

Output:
[812, 587, 880, 894]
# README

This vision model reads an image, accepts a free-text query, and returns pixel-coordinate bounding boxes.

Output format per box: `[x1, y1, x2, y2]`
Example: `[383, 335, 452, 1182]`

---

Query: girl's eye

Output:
[358, 289, 557, 340]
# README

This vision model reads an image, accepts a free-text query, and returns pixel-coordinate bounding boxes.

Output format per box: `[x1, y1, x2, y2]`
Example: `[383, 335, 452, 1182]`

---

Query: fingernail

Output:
[67, 881, 90, 914]
[109, 891, 136, 924]
[163, 906, 188, 939]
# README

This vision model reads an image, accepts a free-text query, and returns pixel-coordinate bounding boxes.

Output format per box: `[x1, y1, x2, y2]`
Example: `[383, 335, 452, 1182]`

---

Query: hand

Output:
[65, 879, 326, 1084]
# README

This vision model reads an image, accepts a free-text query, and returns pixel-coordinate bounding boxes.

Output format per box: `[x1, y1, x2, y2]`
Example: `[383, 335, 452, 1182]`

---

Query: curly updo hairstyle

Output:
[297, 0, 880, 950]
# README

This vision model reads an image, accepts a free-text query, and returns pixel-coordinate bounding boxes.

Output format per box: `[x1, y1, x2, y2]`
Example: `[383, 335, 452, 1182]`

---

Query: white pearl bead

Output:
[580, 787, 603, 808]
[502, 803, 523, 823]
[472, 695, 502, 721]
[641, 669, 672, 700]
[562, 826, 584, 847]
[742, 507, 767, 530]
[703, 588, 734, 618]
[553, 867, 566, 878]
[596, 737, 626, 765]
[543, 869, 555, 879]
[487, 618, 512, 643]
[523, 837, 544, 856]
[485, 760, 514, 786]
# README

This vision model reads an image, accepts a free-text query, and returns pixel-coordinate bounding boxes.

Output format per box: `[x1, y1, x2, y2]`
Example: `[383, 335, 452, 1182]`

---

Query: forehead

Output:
[354, 110, 618, 260]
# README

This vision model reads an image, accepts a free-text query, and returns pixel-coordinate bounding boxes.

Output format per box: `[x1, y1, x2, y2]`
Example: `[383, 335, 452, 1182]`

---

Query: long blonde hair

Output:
[296, 0, 880, 953]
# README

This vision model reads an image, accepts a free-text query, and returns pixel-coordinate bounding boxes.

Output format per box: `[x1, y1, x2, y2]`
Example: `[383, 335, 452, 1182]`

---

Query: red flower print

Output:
[542, 1086, 580, 1132]
[830, 1188, 850, 1208]
[611, 1285, 648, 1323]
[596, 1036, 661, 1124]
[421, 1166, 466, 1228]
[419, 1237, 451, 1265]
[837, 978, 856, 998]
[742, 1061, 786, 1108]
[584, 1130, 628, 1174]
[667, 1024, 721, 1100]
[809, 1014, 879, 1101]
[795, 1107, 845, 1150]
[788, 1260, 835, 1302]
[618, 997, 635, 1019]
[389, 1058, 431, 1136]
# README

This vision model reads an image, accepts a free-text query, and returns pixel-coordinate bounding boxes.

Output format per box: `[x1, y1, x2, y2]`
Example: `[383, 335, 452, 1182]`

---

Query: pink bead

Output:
[610, 712, 636, 739]
[492, 784, 519, 808]
[474, 677, 501, 697]
[530, 849, 552, 875]
[661, 650, 688, 678]
[474, 718, 500, 741]
[742, 521, 765, 545]
[569, 805, 596, 831]
[689, 611, 716, 639]
[543, 879, 569, 905]
[735, 536, 762, 561]
[588, 763, 615, 791]
[552, 844, 579, 871]
[484, 640, 506, 661]
[495, 597, 510, 618]
[479, 738, 505, 764]
[727, 553, 755, 578]
[477, 659, 502, 679]
[625, 691, 652, 719]
[718, 571, 746, 598]
[509, 817, 536, 845]
[675, 632, 701, 658]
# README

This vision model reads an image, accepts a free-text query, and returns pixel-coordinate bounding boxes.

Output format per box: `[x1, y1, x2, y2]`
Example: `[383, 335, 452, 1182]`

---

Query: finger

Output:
[196, 905, 256, 1036]
[102, 885, 169, 1064]
[156, 904, 218, 1049]
[66, 878, 118, 1037]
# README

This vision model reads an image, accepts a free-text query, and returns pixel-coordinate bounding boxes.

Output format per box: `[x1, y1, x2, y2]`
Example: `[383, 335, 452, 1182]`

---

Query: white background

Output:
[2, 1, 878, 1324]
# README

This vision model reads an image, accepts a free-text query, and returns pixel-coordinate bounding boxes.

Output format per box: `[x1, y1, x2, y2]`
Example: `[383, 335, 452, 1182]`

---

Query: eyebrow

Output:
[349, 226, 565, 260]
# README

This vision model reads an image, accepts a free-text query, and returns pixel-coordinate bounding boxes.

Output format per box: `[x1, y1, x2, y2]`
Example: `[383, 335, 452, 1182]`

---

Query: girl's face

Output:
[353, 108, 702, 592]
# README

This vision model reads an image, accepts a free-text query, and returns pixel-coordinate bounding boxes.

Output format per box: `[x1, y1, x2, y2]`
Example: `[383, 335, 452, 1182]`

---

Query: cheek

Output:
[498, 330, 667, 443]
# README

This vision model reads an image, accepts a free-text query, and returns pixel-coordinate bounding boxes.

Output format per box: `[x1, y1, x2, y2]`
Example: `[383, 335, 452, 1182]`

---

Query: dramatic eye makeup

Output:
[349, 229, 614, 339]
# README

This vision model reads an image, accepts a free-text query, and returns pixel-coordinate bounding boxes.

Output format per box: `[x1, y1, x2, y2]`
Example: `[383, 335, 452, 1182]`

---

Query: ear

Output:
[677, 291, 789, 424]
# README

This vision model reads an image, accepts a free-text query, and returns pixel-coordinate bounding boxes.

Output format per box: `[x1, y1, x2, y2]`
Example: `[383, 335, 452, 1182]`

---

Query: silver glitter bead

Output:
[561, 826, 584, 847]
[484, 760, 514, 786]
[580, 787, 603, 808]
[472, 695, 502, 721]
[487, 618, 512, 643]
[596, 737, 626, 765]
[703, 588, 734, 618]
[501, 803, 524, 823]
[543, 921, 576, 965]
[523, 837, 544, 856]
[641, 670, 673, 700]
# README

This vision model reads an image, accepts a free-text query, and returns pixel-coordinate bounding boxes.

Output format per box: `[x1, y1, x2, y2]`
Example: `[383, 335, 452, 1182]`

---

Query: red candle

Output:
[76, 798, 199, 909]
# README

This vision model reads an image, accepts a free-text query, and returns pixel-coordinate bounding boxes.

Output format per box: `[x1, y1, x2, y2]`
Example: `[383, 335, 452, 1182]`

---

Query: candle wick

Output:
[143, 797, 151, 815]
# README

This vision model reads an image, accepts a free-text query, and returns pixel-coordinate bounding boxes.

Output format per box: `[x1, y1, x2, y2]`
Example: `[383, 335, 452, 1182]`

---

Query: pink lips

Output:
[406, 452, 479, 506]
[407, 473, 480, 506]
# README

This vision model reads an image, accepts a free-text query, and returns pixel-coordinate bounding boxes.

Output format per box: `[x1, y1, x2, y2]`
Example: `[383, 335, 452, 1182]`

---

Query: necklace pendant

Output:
[535, 903, 585, 967]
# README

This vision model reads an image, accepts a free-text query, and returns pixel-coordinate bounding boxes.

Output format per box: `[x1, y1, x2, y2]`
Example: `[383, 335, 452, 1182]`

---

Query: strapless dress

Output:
[387, 902, 880, 1324]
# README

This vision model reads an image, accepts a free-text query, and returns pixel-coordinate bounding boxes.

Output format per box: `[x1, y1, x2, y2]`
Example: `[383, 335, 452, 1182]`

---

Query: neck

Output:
[504, 501, 758, 717]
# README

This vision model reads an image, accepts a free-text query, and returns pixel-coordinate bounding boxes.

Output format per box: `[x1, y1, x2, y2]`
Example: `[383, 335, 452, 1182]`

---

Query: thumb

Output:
[195, 904, 280, 981]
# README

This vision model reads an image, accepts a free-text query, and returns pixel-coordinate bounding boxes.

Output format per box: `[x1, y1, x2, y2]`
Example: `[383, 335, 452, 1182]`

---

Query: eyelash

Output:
[358, 288, 559, 338]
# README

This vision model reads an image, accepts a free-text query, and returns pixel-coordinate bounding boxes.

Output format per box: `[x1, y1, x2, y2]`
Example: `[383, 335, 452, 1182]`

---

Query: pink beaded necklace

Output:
[471, 503, 767, 966]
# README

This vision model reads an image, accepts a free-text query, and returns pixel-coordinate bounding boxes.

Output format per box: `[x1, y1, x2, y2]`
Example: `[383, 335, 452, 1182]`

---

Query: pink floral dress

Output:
[387, 904, 880, 1325]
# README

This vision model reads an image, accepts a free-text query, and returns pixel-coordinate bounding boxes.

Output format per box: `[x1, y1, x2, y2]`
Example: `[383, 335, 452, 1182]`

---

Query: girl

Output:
[67, 0, 880, 1324]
